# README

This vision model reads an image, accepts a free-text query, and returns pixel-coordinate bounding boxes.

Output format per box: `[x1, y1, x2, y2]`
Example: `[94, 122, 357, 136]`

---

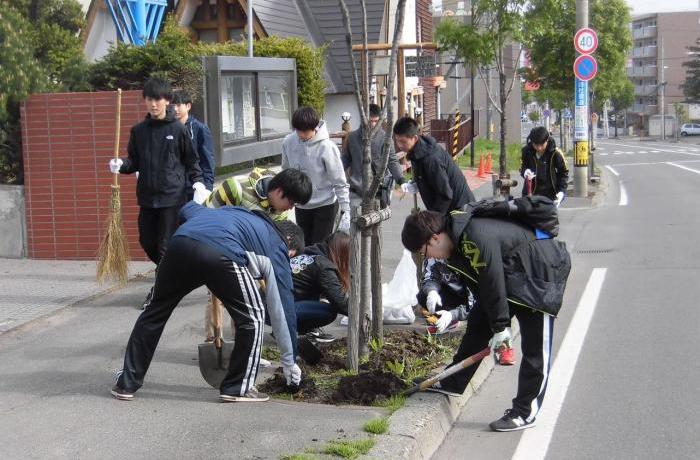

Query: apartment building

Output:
[628, 11, 700, 127]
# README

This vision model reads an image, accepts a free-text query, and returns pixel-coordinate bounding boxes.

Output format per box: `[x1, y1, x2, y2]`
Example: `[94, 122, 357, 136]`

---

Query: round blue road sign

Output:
[573, 55, 598, 81]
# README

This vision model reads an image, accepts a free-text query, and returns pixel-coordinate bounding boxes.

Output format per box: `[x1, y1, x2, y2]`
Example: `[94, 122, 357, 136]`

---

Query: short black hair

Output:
[171, 90, 192, 105]
[401, 211, 447, 252]
[529, 126, 550, 144]
[291, 106, 320, 131]
[269, 168, 313, 205]
[393, 116, 421, 137]
[369, 103, 381, 118]
[142, 77, 172, 101]
[275, 220, 305, 254]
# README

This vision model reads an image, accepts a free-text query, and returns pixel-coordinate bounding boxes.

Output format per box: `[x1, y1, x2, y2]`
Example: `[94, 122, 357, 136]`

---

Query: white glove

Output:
[192, 182, 211, 204]
[523, 169, 536, 180]
[135, 171, 140, 180]
[554, 191, 565, 207]
[425, 290, 442, 314]
[489, 328, 512, 352]
[338, 211, 350, 233]
[109, 158, 123, 174]
[400, 181, 418, 194]
[435, 309, 453, 333]
[283, 363, 302, 386]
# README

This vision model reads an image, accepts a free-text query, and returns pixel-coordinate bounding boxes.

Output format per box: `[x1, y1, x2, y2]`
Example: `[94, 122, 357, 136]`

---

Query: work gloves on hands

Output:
[400, 181, 418, 195]
[283, 363, 302, 386]
[523, 169, 536, 180]
[425, 290, 442, 314]
[489, 328, 512, 354]
[338, 210, 351, 233]
[109, 159, 123, 174]
[434, 310, 453, 333]
[554, 191, 565, 207]
[192, 182, 211, 205]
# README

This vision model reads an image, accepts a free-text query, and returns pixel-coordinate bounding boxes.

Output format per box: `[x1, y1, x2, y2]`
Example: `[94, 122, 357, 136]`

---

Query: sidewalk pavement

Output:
[0, 168, 593, 459]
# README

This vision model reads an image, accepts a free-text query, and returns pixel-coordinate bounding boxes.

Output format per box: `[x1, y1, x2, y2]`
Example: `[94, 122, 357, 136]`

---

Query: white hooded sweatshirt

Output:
[281, 120, 350, 212]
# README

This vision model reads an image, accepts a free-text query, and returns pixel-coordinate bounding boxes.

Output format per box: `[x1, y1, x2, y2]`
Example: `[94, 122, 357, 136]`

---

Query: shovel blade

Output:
[198, 339, 235, 388]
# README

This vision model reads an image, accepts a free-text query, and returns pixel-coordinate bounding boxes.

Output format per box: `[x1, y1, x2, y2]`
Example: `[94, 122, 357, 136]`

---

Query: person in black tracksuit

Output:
[401, 209, 558, 432]
[111, 203, 301, 402]
[520, 126, 569, 203]
[108, 78, 204, 309]
[393, 117, 475, 213]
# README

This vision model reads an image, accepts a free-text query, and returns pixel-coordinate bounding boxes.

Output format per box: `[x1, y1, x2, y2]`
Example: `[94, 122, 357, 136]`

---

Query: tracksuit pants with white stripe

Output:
[440, 302, 554, 422]
[117, 236, 265, 396]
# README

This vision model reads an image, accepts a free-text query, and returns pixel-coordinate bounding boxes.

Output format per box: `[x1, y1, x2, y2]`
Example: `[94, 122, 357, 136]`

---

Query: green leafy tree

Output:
[437, 0, 526, 182]
[524, 0, 632, 110]
[682, 39, 700, 102]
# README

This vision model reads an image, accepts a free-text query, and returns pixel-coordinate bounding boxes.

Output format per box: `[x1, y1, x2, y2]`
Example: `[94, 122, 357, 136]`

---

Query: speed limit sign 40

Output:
[574, 28, 598, 54]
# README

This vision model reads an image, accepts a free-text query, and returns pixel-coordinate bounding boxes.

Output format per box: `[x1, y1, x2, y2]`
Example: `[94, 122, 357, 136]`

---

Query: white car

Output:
[680, 123, 700, 136]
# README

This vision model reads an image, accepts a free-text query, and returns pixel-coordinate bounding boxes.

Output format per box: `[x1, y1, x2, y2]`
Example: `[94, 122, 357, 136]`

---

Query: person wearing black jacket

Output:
[520, 126, 569, 205]
[108, 77, 204, 309]
[393, 117, 474, 214]
[401, 209, 568, 432]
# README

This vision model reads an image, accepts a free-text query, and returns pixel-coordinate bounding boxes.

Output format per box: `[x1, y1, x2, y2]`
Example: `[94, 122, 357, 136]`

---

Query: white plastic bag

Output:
[381, 249, 418, 324]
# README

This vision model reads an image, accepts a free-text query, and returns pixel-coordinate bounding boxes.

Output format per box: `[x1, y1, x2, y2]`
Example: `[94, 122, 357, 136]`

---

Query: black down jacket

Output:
[290, 241, 348, 316]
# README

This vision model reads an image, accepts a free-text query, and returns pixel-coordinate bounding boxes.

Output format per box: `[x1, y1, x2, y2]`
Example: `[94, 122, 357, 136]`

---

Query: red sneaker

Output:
[496, 345, 516, 365]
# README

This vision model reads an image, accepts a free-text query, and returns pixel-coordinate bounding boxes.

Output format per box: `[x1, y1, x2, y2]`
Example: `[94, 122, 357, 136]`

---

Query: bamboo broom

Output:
[96, 88, 129, 285]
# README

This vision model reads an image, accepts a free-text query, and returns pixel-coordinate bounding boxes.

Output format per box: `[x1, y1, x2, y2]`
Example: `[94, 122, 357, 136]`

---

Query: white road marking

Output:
[605, 165, 619, 176]
[600, 141, 700, 157]
[611, 159, 700, 167]
[666, 162, 700, 175]
[512, 268, 608, 460]
[619, 183, 628, 206]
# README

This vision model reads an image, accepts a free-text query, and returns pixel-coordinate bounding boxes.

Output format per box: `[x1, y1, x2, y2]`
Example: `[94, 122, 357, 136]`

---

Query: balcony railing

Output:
[627, 66, 657, 77]
[633, 26, 657, 40]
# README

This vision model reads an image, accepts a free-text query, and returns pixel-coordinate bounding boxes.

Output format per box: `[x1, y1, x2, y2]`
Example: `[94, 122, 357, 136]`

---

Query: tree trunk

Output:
[370, 202, 383, 342]
[499, 69, 507, 178]
[346, 206, 362, 372]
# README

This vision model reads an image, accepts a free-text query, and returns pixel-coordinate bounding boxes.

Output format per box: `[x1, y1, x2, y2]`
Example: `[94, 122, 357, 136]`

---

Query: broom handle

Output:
[112, 89, 122, 187]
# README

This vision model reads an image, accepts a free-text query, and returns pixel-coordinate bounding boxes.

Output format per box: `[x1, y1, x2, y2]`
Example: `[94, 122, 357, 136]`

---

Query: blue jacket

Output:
[175, 202, 297, 366]
[185, 115, 215, 190]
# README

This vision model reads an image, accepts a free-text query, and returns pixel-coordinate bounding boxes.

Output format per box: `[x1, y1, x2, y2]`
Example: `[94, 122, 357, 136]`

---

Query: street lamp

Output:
[414, 106, 423, 126]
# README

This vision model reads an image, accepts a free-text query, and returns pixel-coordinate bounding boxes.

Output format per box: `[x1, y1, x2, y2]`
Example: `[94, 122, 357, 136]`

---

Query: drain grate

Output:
[575, 249, 613, 254]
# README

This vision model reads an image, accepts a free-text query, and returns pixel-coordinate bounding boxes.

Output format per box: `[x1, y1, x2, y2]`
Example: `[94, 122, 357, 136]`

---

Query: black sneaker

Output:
[489, 409, 535, 432]
[138, 286, 154, 310]
[297, 336, 322, 365]
[220, 387, 269, 402]
[110, 384, 135, 401]
[307, 328, 335, 343]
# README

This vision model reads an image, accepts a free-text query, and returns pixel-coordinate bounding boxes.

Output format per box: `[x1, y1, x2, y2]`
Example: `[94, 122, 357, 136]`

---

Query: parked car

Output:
[680, 123, 700, 136]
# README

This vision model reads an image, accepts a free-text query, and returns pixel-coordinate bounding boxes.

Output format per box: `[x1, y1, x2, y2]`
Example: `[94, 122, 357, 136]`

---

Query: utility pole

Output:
[660, 36, 665, 140]
[470, 0, 476, 167]
[573, 0, 589, 198]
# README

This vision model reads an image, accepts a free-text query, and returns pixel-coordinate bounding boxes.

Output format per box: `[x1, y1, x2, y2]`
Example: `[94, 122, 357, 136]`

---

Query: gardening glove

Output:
[523, 168, 536, 180]
[425, 290, 442, 314]
[338, 211, 351, 233]
[135, 171, 139, 180]
[489, 329, 512, 353]
[400, 181, 418, 194]
[434, 309, 453, 333]
[109, 158, 123, 174]
[283, 363, 302, 386]
[554, 191, 565, 207]
[192, 182, 211, 205]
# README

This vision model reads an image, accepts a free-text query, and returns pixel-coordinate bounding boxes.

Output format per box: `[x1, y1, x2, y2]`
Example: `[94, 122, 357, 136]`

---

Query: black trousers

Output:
[440, 302, 554, 422]
[295, 201, 339, 245]
[117, 236, 266, 396]
[137, 206, 181, 264]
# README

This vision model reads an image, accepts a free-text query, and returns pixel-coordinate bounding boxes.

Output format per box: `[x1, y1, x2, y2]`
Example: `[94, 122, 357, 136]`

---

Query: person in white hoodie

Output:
[282, 107, 350, 244]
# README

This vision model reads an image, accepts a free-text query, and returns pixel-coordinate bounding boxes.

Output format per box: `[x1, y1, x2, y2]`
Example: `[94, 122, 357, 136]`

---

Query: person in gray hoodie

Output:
[282, 107, 350, 244]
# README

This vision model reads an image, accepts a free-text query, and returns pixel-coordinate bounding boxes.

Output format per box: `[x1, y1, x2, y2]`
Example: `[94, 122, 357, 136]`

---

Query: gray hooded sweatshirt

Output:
[281, 120, 350, 212]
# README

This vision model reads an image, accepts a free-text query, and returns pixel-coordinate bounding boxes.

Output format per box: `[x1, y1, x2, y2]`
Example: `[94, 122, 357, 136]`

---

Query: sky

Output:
[626, 0, 699, 15]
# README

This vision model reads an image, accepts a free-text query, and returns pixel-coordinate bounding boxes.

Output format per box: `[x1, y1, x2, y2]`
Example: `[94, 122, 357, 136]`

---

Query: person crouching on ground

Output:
[401, 210, 560, 432]
[111, 203, 301, 402]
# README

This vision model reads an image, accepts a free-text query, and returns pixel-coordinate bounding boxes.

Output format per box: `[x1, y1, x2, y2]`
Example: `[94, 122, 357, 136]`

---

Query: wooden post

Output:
[346, 206, 362, 372]
[398, 48, 405, 118]
[370, 200, 383, 342]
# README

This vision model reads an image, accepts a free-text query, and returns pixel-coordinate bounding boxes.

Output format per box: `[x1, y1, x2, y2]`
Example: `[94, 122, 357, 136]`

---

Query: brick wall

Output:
[21, 90, 148, 260]
[416, 0, 437, 133]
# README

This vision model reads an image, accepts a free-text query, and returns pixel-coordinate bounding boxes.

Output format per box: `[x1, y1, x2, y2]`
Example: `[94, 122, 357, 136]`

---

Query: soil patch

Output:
[259, 329, 459, 405]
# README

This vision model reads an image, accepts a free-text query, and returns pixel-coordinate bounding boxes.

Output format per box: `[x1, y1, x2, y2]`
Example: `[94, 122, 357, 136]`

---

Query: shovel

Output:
[404, 347, 491, 396]
[198, 296, 235, 388]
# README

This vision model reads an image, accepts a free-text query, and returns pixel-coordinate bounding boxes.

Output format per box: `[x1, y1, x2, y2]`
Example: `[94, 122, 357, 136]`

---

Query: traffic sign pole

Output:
[574, 0, 590, 198]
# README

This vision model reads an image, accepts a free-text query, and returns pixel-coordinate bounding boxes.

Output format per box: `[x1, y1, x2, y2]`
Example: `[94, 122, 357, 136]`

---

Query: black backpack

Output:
[466, 195, 560, 237]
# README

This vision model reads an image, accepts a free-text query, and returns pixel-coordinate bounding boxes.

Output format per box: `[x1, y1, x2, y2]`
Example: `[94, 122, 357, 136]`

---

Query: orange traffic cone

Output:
[485, 153, 493, 174]
[477, 155, 487, 178]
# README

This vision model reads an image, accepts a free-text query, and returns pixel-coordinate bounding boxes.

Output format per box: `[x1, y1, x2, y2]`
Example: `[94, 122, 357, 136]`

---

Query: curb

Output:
[367, 321, 521, 459]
